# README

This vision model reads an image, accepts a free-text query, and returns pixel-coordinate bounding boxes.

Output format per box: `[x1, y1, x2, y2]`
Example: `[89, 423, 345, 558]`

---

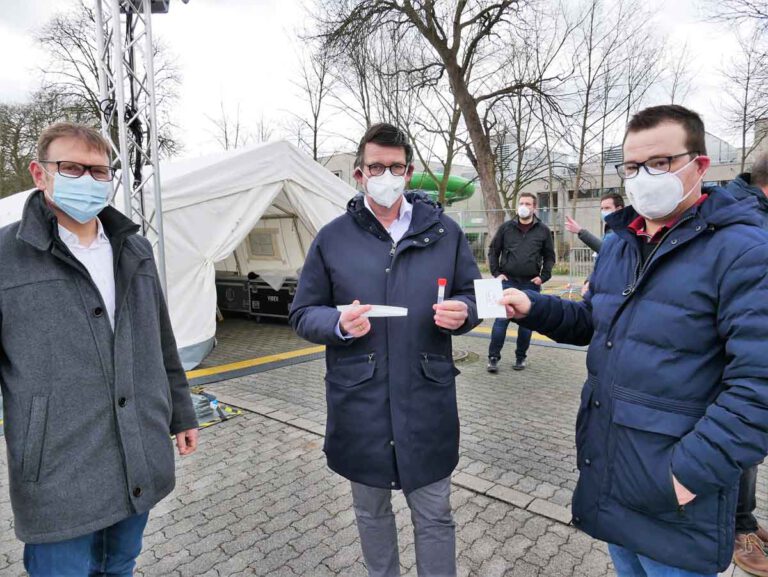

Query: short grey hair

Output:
[752, 152, 768, 188]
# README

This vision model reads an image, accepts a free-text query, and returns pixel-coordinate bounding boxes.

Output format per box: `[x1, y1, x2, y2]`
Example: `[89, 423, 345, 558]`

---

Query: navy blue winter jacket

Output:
[727, 173, 768, 228]
[289, 192, 481, 493]
[517, 186, 768, 573]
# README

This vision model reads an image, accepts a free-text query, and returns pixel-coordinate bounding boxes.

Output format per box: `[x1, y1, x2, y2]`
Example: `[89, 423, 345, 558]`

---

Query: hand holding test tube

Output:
[433, 277, 468, 330]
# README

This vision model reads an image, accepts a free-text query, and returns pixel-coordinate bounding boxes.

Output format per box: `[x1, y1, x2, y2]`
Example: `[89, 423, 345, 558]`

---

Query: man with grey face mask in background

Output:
[290, 123, 481, 576]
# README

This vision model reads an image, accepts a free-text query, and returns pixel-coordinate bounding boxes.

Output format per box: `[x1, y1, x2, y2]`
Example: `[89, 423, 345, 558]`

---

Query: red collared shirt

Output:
[628, 194, 709, 243]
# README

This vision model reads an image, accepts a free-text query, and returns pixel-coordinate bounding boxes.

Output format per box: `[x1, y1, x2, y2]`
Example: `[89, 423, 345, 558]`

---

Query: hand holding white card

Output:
[336, 304, 408, 317]
[474, 278, 507, 319]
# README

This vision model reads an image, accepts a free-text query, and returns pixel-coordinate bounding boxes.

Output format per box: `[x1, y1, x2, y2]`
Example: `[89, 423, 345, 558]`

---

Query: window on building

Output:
[248, 230, 281, 259]
[568, 187, 622, 200]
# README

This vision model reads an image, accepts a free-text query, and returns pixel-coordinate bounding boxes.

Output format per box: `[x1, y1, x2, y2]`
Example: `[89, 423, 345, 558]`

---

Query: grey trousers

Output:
[350, 476, 456, 577]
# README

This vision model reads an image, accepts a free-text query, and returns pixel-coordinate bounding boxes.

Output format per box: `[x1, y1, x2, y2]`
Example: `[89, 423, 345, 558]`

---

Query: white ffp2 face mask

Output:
[365, 170, 406, 208]
[517, 205, 532, 219]
[625, 158, 702, 220]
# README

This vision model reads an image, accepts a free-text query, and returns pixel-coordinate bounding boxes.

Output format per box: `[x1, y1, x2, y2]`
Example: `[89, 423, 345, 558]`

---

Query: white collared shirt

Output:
[58, 220, 116, 329]
[334, 195, 414, 340]
[364, 195, 413, 243]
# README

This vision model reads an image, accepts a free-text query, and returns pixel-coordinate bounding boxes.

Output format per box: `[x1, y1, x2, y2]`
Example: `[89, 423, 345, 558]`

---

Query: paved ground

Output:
[0, 322, 765, 576]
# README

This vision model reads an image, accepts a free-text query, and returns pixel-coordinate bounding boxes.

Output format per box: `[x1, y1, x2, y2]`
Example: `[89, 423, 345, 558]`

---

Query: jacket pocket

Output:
[610, 393, 703, 516]
[420, 353, 459, 385]
[326, 353, 376, 388]
[22, 396, 49, 483]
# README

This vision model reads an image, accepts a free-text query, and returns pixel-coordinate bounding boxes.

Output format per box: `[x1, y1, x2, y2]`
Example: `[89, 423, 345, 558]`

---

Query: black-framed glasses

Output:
[615, 151, 699, 180]
[39, 160, 116, 182]
[366, 162, 408, 177]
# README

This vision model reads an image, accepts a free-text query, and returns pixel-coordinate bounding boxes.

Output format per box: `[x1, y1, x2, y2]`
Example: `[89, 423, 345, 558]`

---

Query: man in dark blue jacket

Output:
[726, 153, 768, 576]
[499, 106, 768, 577]
[289, 123, 481, 577]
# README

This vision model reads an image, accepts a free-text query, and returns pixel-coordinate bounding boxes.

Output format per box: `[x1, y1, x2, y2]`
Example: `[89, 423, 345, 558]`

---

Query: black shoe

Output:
[514, 359, 526, 371]
[487, 357, 499, 373]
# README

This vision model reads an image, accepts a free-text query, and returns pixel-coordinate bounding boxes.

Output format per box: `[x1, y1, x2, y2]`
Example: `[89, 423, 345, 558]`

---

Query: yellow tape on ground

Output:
[470, 326, 553, 343]
[185, 328, 555, 381]
[186, 345, 326, 379]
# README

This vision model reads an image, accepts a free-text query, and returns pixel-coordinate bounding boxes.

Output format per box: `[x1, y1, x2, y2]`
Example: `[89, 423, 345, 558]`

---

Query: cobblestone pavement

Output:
[196, 318, 311, 369]
[0, 322, 764, 576]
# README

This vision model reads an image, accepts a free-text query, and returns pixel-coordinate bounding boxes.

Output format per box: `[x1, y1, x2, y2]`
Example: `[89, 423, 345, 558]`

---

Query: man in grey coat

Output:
[0, 122, 198, 576]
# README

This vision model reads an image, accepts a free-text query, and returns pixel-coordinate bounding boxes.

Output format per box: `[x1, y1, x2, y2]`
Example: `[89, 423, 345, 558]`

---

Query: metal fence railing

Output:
[569, 247, 596, 281]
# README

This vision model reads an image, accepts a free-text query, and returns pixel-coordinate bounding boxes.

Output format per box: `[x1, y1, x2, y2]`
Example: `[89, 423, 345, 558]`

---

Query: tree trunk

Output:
[448, 69, 505, 238]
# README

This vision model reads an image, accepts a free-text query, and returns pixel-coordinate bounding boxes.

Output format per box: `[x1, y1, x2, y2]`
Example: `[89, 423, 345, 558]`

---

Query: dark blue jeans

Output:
[736, 464, 759, 533]
[24, 511, 150, 577]
[488, 279, 541, 361]
[608, 544, 715, 577]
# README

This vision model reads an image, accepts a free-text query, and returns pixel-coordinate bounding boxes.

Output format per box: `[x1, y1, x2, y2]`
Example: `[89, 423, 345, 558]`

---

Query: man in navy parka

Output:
[725, 154, 768, 575]
[500, 106, 768, 576]
[290, 123, 481, 577]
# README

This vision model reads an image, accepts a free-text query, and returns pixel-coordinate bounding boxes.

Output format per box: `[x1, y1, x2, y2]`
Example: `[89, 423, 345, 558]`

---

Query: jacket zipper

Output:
[612, 387, 707, 418]
[622, 214, 696, 297]
[607, 213, 699, 345]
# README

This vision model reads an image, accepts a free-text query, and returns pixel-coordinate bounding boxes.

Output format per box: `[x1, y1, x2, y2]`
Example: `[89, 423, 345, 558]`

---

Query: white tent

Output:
[0, 141, 356, 368]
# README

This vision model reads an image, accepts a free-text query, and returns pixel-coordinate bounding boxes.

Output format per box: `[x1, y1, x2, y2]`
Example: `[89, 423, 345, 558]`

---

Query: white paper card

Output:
[336, 304, 408, 317]
[474, 278, 507, 319]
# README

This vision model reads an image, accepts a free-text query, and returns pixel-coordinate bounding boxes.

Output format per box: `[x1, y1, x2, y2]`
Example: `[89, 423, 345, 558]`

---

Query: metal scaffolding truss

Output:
[93, 0, 168, 290]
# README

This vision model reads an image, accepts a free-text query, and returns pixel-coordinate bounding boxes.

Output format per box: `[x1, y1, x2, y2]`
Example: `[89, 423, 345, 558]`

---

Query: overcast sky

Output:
[0, 0, 749, 159]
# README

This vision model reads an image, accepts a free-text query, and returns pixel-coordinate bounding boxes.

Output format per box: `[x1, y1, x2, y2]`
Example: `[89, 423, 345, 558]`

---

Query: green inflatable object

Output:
[407, 172, 476, 205]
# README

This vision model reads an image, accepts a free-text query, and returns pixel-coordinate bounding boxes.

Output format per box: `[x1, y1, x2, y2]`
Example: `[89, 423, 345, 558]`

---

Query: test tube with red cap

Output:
[437, 278, 447, 304]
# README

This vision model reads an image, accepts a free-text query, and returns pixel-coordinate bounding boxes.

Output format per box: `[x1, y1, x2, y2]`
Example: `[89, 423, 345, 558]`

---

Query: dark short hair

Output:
[355, 123, 413, 168]
[600, 192, 625, 209]
[519, 192, 537, 207]
[752, 152, 768, 188]
[37, 122, 110, 161]
[624, 105, 707, 156]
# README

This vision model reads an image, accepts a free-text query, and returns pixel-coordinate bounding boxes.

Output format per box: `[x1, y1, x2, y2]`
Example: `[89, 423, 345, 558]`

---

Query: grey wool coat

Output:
[0, 190, 198, 544]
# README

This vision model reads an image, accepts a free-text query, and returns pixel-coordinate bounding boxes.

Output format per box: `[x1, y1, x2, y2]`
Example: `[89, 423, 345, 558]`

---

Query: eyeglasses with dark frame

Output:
[615, 151, 699, 180]
[366, 163, 408, 177]
[39, 160, 116, 182]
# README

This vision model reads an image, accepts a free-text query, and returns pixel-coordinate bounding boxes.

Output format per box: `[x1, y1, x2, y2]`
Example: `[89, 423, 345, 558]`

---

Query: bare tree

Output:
[0, 89, 92, 198]
[488, 95, 549, 211]
[317, 0, 571, 236]
[721, 29, 768, 172]
[488, 6, 574, 213]
[325, 29, 378, 139]
[255, 114, 275, 144]
[665, 42, 695, 105]
[564, 0, 659, 217]
[364, 26, 470, 206]
[294, 41, 336, 160]
[36, 0, 182, 157]
[205, 100, 251, 151]
[706, 0, 768, 32]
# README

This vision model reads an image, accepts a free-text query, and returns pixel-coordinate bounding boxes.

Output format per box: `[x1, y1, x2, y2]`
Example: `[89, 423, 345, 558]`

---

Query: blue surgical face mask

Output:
[50, 172, 112, 224]
[601, 210, 613, 221]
